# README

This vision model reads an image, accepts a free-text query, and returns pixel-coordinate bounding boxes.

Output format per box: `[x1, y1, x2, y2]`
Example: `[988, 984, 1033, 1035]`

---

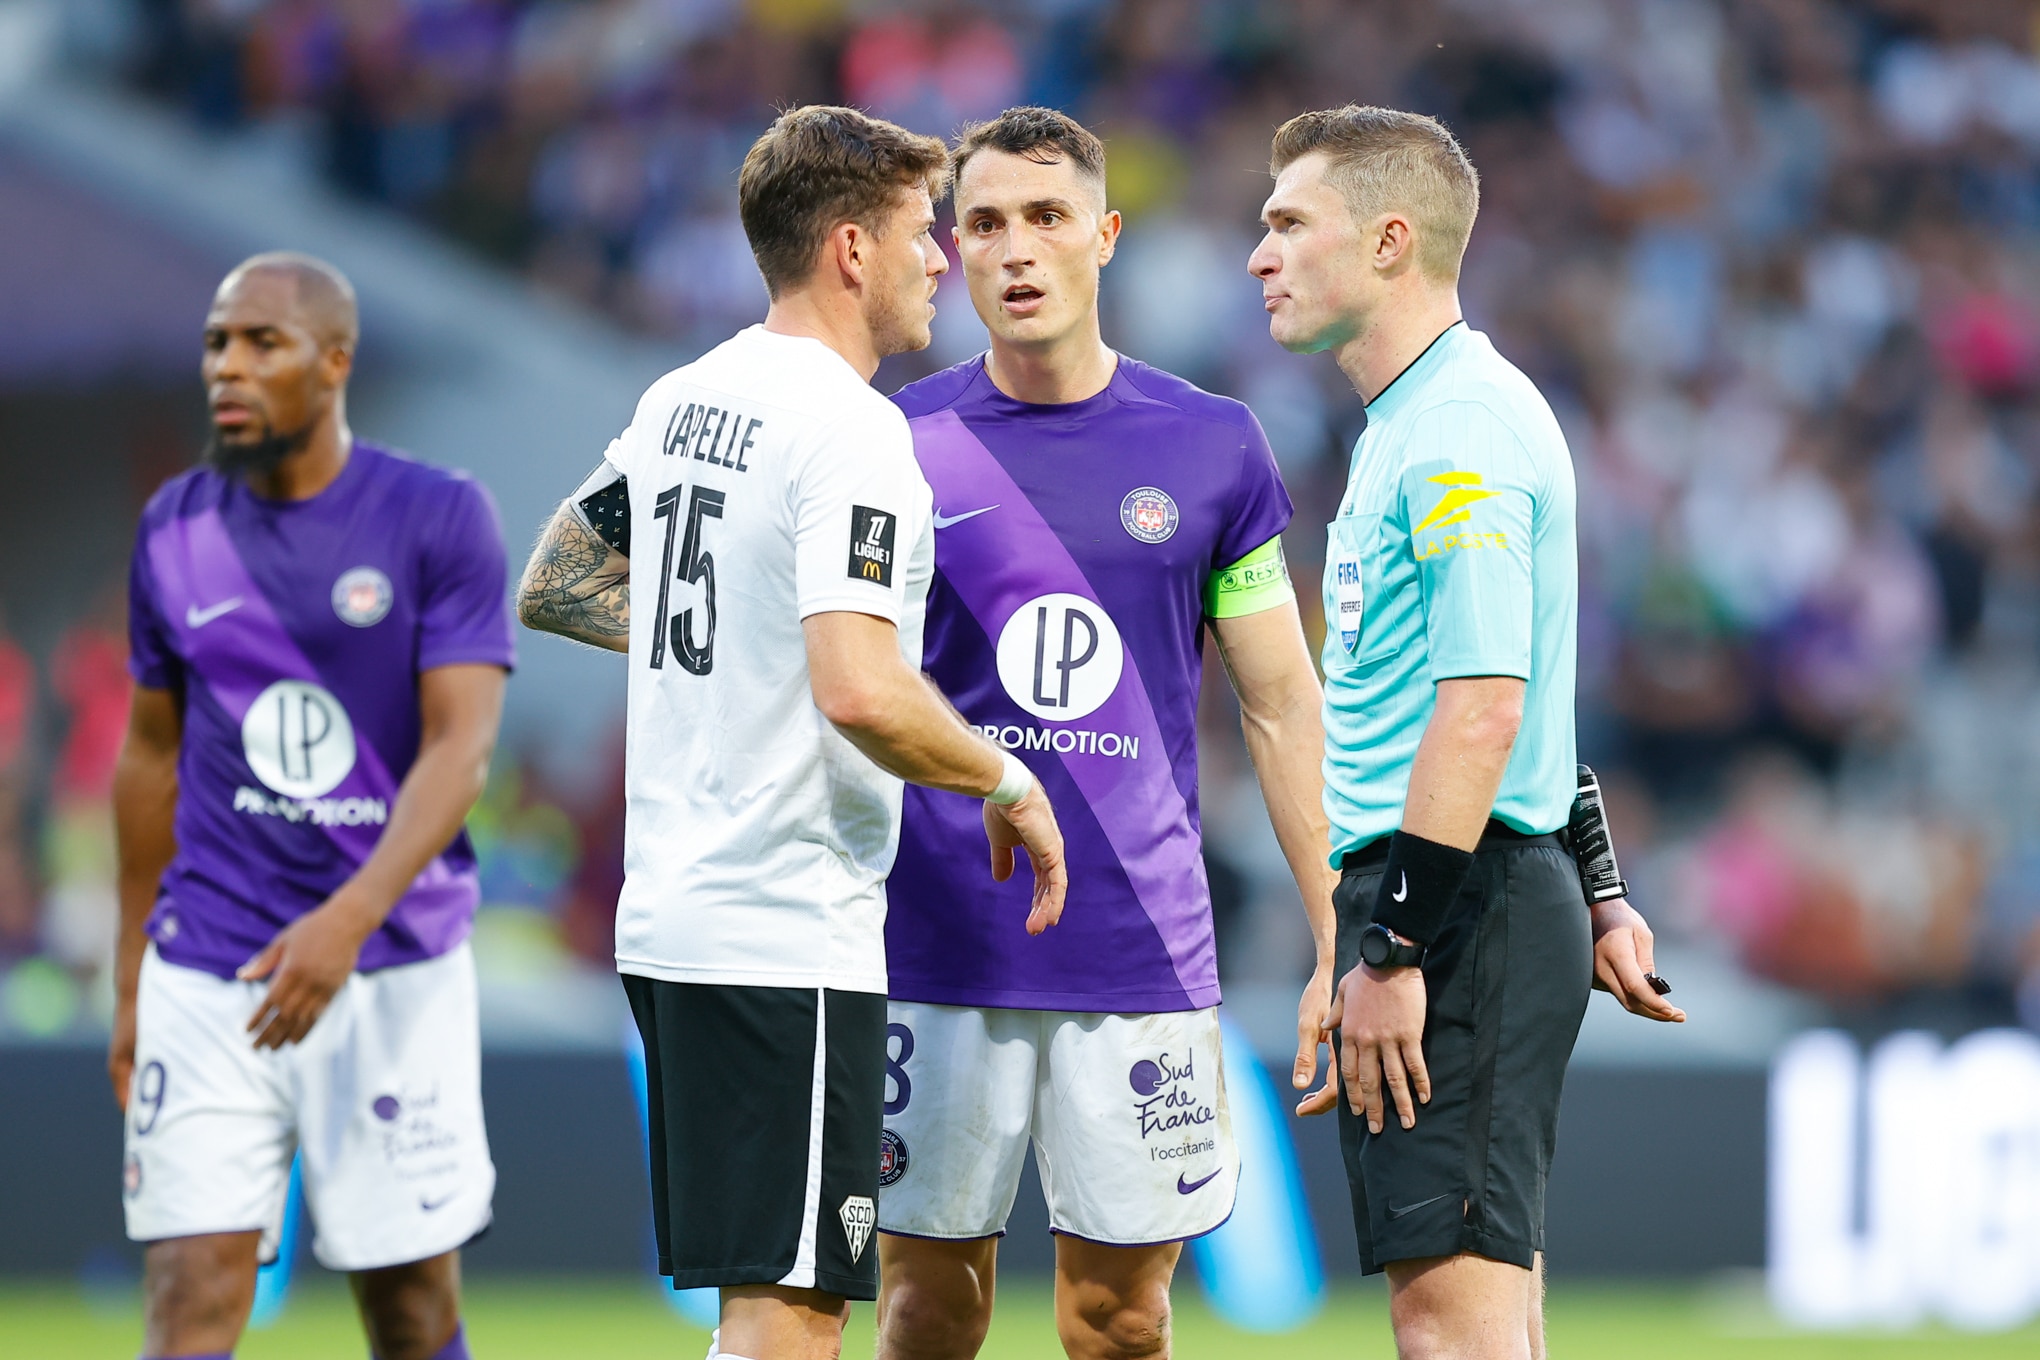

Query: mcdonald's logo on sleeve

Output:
[848, 505, 896, 588]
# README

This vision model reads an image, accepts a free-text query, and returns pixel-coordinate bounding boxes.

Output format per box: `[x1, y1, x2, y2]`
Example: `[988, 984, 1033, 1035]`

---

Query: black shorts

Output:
[1334, 828, 1592, 1274]
[623, 975, 885, 1299]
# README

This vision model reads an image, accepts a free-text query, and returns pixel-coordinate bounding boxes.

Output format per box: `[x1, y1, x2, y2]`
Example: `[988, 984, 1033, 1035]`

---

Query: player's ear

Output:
[1097, 209, 1122, 267]
[320, 342, 353, 389]
[1373, 212, 1416, 276]
[830, 221, 867, 287]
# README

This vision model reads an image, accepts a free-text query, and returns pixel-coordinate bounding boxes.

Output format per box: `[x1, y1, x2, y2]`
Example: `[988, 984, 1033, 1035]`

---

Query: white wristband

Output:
[987, 751, 1034, 806]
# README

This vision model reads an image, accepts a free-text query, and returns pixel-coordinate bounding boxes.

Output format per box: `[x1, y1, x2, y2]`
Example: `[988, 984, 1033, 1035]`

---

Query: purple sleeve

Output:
[417, 477, 517, 674]
[127, 521, 181, 690]
[1213, 408, 1295, 568]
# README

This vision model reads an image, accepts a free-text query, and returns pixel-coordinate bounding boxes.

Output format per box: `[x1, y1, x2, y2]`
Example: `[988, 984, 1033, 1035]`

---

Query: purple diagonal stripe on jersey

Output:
[912, 410, 1207, 996]
[145, 509, 466, 911]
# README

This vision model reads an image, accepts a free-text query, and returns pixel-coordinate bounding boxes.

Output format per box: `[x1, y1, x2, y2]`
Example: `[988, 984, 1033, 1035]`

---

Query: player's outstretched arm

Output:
[804, 610, 1067, 932]
[239, 664, 507, 1048]
[110, 686, 183, 1109]
[1211, 603, 1343, 1114]
[517, 498, 630, 653]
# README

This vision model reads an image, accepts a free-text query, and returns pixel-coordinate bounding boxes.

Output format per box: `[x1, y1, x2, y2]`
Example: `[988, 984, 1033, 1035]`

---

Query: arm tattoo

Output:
[517, 503, 631, 651]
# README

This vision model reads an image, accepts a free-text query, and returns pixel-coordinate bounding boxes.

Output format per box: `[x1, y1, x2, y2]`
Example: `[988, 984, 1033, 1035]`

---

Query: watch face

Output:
[1361, 928, 1390, 967]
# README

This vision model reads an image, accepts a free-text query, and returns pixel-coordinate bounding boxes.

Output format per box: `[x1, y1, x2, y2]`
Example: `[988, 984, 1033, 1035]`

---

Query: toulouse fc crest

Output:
[332, 566, 393, 627]
[878, 1127, 909, 1186]
[1120, 486, 1179, 544]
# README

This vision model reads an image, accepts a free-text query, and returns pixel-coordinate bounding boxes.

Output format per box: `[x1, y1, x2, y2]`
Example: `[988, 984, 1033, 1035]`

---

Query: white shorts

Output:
[122, 943, 494, 1272]
[878, 1002, 1237, 1245]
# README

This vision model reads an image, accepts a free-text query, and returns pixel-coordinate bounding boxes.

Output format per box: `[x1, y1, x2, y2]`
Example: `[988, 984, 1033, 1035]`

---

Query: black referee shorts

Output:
[1333, 826, 1592, 1274]
[622, 975, 885, 1299]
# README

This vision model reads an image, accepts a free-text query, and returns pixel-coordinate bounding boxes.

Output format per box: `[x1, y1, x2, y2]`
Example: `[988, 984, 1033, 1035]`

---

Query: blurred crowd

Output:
[7, 0, 2039, 1039]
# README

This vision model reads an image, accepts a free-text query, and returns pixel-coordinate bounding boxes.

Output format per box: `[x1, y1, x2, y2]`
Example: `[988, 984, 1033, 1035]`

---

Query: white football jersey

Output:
[600, 326, 934, 993]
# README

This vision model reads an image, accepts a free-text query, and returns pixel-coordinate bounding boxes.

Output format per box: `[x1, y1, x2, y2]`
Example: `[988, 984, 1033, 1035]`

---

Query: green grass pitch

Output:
[8, 1277, 2040, 1358]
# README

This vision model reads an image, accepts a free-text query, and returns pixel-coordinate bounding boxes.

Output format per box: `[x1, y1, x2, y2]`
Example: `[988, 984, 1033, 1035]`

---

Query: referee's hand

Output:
[1590, 899, 1686, 1023]
[1320, 962, 1432, 1134]
[983, 783, 1068, 934]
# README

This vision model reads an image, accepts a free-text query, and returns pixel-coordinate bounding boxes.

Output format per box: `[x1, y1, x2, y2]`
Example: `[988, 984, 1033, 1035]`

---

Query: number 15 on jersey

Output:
[650, 483, 723, 675]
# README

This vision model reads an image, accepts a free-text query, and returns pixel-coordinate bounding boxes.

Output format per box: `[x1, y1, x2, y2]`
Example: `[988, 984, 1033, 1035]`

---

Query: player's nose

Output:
[207, 341, 249, 382]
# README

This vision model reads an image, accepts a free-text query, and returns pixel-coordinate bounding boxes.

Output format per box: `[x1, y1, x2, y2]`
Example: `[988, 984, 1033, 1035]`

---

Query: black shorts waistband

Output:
[1340, 822, 1563, 874]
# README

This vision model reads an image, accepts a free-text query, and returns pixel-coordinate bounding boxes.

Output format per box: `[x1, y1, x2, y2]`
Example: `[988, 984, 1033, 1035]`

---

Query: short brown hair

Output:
[738, 105, 951, 298]
[953, 106, 1106, 199]
[1270, 105, 1480, 282]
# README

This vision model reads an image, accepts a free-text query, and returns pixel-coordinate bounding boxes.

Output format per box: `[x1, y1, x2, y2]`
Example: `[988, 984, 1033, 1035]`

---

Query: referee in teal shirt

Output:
[1251, 107, 1683, 1359]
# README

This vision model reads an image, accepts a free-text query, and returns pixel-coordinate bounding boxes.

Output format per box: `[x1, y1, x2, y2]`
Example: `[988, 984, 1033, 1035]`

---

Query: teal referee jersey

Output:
[1320, 321, 1577, 861]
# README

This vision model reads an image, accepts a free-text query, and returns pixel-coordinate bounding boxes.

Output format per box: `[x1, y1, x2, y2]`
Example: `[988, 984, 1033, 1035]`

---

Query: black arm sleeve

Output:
[575, 466, 631, 558]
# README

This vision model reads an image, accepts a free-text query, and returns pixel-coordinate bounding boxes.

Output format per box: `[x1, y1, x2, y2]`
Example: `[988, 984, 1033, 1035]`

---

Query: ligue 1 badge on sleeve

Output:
[332, 566, 394, 627]
[1120, 486, 1179, 544]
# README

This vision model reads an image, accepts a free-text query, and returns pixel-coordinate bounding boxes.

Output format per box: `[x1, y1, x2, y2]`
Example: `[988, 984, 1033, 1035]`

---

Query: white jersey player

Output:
[516, 106, 1068, 1360]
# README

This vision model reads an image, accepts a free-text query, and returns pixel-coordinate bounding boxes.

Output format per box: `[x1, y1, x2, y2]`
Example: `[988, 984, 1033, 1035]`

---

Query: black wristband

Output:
[1370, 830, 1476, 945]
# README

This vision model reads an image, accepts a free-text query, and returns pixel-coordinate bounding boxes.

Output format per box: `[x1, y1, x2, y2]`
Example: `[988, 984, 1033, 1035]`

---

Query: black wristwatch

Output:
[1359, 922, 1425, 970]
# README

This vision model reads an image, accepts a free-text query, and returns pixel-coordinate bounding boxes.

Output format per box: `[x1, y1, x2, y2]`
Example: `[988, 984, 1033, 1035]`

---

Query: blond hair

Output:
[1270, 105, 1479, 282]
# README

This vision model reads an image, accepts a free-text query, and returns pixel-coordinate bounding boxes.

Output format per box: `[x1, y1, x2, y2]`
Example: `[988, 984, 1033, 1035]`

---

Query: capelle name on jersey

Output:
[664, 401, 764, 471]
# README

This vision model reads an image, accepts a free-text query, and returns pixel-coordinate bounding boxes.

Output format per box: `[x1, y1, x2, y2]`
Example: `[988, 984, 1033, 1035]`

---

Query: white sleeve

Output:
[791, 404, 929, 623]
[602, 373, 681, 482]
[571, 452, 625, 500]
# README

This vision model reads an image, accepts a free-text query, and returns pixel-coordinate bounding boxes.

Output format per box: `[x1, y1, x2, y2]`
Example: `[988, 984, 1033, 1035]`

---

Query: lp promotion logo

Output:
[1769, 1029, 2040, 1331]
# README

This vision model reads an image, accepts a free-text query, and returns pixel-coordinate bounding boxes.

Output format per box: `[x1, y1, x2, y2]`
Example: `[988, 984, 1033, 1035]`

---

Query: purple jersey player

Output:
[110, 254, 511, 1360]
[872, 111, 1339, 1360]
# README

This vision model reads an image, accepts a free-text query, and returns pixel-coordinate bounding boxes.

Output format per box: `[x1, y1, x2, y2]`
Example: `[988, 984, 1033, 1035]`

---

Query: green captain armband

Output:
[1204, 536, 1295, 619]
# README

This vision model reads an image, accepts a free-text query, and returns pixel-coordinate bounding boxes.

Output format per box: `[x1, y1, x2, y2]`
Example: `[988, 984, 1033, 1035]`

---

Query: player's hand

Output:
[1328, 960, 1431, 1134]
[109, 993, 137, 1111]
[1292, 960, 1338, 1116]
[983, 781, 1067, 934]
[238, 893, 377, 1049]
[1590, 899, 1686, 1023]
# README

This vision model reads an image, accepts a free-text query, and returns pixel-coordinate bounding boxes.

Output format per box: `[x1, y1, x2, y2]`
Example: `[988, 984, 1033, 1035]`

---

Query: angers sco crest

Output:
[848, 505, 896, 587]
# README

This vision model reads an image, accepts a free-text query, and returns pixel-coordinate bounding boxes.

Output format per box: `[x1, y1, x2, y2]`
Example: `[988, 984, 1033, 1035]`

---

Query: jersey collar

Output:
[1363, 320, 1466, 424]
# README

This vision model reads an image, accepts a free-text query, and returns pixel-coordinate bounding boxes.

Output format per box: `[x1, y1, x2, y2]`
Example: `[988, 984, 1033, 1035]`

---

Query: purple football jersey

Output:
[128, 443, 516, 978]
[887, 357, 1293, 1012]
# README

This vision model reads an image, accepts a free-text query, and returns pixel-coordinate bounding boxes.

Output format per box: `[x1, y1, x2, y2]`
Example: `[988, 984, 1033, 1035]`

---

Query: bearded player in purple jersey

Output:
[874, 110, 1339, 1360]
[110, 254, 513, 1360]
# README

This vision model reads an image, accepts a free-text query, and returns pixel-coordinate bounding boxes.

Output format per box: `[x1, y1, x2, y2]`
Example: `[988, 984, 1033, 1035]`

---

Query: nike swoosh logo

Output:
[1177, 1168, 1223, 1195]
[1385, 1191, 1457, 1221]
[933, 504, 999, 530]
[419, 1195, 454, 1212]
[1391, 872, 1408, 903]
[185, 597, 245, 628]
